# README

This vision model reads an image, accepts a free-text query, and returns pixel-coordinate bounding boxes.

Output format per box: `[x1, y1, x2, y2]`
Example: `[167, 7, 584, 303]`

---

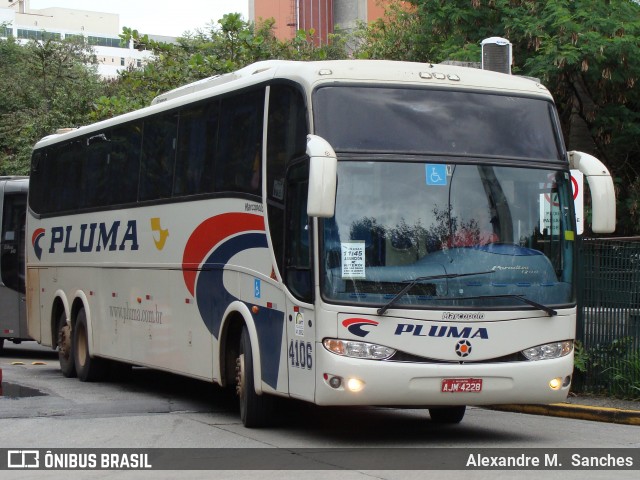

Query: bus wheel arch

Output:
[236, 324, 273, 427]
[51, 295, 76, 377]
[219, 311, 244, 388]
[219, 303, 262, 393]
[50, 294, 69, 350]
[56, 308, 76, 378]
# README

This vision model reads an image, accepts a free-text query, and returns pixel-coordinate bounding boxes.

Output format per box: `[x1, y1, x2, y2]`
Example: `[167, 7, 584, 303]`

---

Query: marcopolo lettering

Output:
[394, 323, 489, 339]
[49, 220, 139, 254]
[442, 312, 485, 320]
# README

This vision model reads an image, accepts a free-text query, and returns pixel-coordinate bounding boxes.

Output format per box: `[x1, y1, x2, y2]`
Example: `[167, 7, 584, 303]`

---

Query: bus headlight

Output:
[522, 341, 573, 361]
[323, 339, 396, 360]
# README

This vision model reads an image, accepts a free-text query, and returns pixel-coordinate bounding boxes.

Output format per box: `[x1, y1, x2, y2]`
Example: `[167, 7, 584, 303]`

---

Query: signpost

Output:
[539, 170, 583, 236]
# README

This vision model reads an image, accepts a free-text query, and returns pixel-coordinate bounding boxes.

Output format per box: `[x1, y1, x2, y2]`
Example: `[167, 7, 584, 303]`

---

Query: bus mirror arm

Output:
[568, 151, 616, 234]
[306, 135, 337, 218]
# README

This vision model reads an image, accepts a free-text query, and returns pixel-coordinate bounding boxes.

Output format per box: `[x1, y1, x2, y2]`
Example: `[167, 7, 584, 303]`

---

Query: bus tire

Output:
[57, 312, 76, 378]
[236, 326, 272, 428]
[73, 308, 106, 382]
[429, 406, 466, 424]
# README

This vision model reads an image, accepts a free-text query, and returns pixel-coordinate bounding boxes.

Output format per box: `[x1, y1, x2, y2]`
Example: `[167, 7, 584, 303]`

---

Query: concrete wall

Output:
[17, 8, 119, 36]
[252, 0, 295, 41]
[333, 0, 366, 32]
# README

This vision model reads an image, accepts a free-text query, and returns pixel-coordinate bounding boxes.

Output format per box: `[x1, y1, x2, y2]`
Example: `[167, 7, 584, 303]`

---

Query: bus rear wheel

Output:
[57, 312, 76, 378]
[235, 326, 272, 428]
[73, 308, 106, 382]
[429, 406, 466, 424]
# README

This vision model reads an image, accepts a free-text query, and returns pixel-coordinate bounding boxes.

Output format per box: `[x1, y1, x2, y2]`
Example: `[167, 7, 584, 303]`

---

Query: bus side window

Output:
[84, 135, 108, 208]
[285, 161, 312, 303]
[108, 124, 141, 205]
[216, 90, 264, 195]
[58, 140, 83, 211]
[266, 84, 308, 278]
[139, 113, 178, 201]
[174, 102, 218, 196]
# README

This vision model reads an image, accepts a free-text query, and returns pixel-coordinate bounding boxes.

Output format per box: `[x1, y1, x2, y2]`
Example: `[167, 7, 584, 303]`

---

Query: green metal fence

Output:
[576, 238, 640, 398]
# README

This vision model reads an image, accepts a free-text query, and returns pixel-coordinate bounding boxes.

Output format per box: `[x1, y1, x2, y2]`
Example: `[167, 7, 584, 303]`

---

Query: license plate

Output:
[441, 378, 483, 393]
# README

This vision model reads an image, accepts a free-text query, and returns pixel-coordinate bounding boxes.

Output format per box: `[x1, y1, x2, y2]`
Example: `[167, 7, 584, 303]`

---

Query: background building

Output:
[0, 0, 169, 78]
[250, 0, 388, 45]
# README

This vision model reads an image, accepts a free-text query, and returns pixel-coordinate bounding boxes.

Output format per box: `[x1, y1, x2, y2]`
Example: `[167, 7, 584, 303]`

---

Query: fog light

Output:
[346, 378, 365, 392]
[562, 375, 572, 387]
[329, 376, 342, 389]
[549, 377, 562, 390]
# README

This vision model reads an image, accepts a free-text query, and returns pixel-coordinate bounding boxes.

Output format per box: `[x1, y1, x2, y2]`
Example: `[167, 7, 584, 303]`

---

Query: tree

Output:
[96, 14, 349, 120]
[0, 36, 105, 174]
[351, 1, 426, 61]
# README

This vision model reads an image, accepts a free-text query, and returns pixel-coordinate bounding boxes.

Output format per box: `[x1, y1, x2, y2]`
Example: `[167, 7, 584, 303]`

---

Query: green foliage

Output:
[350, 1, 426, 61]
[573, 340, 589, 373]
[97, 14, 350, 122]
[574, 337, 640, 399]
[606, 353, 640, 399]
[0, 14, 350, 174]
[0, 36, 106, 175]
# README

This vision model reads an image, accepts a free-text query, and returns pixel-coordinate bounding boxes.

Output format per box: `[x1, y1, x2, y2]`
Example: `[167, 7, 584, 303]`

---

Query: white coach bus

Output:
[0, 176, 29, 354]
[26, 60, 615, 426]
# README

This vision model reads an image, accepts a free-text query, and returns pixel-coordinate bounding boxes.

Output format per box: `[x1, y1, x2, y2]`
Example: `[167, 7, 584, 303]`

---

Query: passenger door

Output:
[284, 160, 316, 401]
[0, 187, 27, 339]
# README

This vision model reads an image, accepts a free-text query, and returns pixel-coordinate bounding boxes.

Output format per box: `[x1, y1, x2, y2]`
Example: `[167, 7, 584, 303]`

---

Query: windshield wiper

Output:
[455, 294, 558, 316]
[377, 270, 495, 315]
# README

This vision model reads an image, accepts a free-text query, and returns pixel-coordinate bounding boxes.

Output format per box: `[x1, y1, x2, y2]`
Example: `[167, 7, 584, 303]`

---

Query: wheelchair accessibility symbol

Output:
[426, 164, 448, 186]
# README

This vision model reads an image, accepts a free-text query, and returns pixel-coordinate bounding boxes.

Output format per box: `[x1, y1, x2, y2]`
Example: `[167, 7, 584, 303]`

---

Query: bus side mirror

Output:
[568, 151, 616, 233]
[306, 135, 337, 218]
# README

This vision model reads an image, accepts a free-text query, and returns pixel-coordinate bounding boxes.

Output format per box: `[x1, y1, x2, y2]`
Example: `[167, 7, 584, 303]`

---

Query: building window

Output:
[87, 36, 123, 48]
[17, 29, 61, 41]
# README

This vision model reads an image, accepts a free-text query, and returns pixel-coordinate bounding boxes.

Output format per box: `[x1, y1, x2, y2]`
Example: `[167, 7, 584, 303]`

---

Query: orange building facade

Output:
[250, 0, 389, 44]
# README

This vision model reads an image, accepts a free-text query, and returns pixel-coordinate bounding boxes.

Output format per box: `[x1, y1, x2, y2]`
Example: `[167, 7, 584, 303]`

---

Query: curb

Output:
[486, 403, 640, 426]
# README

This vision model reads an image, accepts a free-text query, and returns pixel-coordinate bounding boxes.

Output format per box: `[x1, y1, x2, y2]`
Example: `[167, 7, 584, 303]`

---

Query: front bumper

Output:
[314, 344, 573, 406]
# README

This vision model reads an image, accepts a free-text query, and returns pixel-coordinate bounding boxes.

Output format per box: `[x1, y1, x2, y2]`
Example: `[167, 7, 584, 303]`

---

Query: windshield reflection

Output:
[320, 161, 575, 310]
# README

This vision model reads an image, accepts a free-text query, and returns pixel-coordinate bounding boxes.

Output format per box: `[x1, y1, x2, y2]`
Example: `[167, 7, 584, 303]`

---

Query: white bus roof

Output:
[34, 60, 552, 149]
[152, 59, 550, 104]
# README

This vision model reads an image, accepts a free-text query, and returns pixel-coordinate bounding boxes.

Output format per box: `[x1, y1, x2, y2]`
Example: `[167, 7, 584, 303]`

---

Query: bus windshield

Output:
[320, 161, 575, 310]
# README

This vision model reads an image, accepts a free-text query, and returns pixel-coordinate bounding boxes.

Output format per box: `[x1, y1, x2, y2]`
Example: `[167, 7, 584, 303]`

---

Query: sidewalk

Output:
[487, 394, 640, 425]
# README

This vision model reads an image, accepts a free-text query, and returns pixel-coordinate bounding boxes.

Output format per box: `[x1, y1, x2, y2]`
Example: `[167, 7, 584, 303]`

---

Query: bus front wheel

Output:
[57, 312, 76, 378]
[429, 406, 466, 424]
[236, 326, 272, 428]
[73, 308, 106, 382]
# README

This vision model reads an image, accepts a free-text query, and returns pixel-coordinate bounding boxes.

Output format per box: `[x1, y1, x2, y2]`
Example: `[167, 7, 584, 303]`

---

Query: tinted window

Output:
[30, 88, 267, 216]
[174, 102, 219, 196]
[313, 86, 563, 160]
[266, 84, 308, 277]
[139, 113, 178, 201]
[1, 192, 26, 293]
[108, 124, 142, 205]
[216, 90, 265, 195]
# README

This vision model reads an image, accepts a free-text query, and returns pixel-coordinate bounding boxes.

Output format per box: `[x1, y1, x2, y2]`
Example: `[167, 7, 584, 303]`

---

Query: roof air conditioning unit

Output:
[481, 37, 512, 74]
